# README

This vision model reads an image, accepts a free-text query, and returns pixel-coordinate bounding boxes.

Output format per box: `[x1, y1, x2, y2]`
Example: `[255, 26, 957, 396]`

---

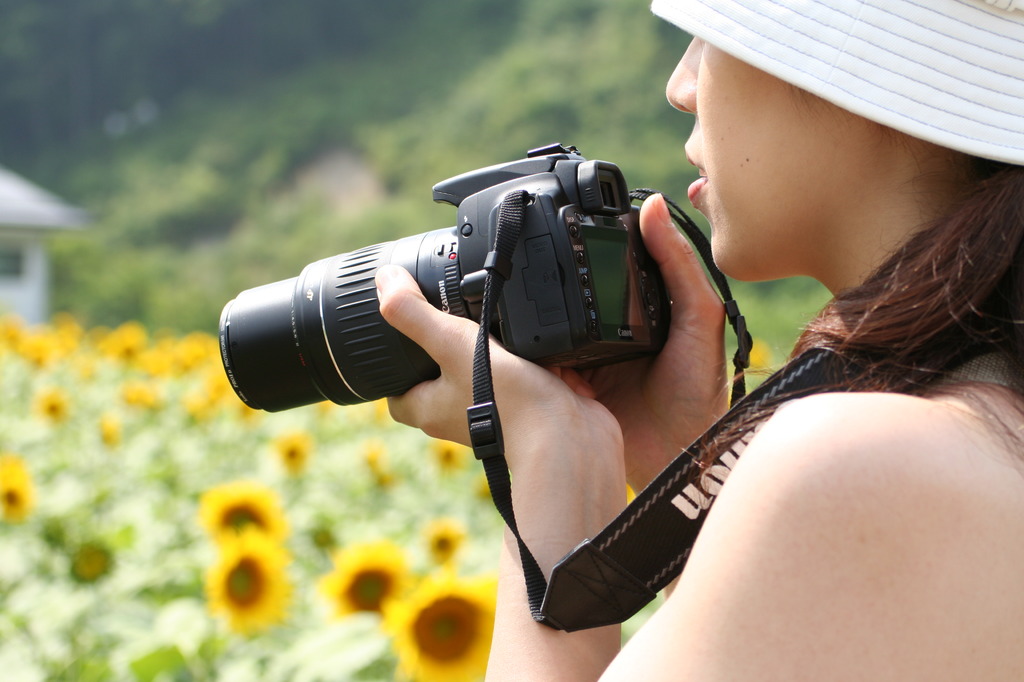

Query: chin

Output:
[711, 245, 772, 283]
[711, 234, 810, 284]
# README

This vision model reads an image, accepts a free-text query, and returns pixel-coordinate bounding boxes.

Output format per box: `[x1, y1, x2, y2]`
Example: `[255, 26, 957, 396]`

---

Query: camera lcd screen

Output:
[582, 225, 645, 342]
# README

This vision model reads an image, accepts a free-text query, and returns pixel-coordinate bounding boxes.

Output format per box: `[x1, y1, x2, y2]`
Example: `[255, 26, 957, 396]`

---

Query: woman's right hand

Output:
[375, 266, 627, 533]
[375, 264, 617, 451]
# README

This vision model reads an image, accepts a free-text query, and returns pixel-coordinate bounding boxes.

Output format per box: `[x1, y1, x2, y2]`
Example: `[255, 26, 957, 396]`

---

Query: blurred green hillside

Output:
[5, 0, 829, 357]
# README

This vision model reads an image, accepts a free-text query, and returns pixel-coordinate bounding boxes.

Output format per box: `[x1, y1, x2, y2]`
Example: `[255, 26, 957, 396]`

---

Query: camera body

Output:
[218, 145, 670, 411]
[436, 143, 668, 365]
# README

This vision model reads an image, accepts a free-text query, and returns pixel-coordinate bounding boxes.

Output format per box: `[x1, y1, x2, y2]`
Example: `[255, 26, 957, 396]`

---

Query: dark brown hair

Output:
[796, 158, 1024, 386]
[699, 158, 1024, 467]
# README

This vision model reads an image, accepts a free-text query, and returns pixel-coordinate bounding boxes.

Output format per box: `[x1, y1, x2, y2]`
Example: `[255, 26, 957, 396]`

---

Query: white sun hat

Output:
[651, 0, 1024, 165]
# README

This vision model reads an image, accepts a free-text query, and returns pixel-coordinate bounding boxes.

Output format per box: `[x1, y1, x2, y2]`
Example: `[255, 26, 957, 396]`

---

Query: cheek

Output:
[707, 201, 787, 282]
[704, 159, 812, 281]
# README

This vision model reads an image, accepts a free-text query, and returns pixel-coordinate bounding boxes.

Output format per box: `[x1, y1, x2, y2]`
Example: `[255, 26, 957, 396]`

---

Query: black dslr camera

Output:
[218, 144, 670, 411]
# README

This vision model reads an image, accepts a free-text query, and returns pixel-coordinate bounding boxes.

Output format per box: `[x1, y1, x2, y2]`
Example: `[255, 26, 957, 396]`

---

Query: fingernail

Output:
[375, 265, 399, 294]
[653, 193, 671, 222]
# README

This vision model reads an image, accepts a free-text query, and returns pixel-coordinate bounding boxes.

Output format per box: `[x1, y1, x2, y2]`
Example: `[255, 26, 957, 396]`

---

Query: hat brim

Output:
[652, 0, 1024, 165]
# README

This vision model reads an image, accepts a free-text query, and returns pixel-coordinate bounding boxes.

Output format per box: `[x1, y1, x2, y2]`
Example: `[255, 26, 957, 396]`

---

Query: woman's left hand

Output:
[573, 194, 730, 490]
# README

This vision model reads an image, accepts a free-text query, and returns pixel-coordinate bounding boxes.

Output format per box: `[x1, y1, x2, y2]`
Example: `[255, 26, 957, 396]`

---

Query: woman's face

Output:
[666, 38, 942, 290]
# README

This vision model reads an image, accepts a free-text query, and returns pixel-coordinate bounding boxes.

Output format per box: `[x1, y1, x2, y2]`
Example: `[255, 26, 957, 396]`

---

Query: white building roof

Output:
[0, 165, 87, 229]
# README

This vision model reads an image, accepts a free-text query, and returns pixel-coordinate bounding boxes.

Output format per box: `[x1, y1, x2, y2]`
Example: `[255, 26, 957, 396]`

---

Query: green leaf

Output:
[129, 645, 186, 682]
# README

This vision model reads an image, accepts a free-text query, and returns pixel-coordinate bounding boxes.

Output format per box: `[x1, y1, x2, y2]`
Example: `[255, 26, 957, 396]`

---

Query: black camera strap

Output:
[466, 189, 553, 617]
[537, 346, 854, 630]
[466, 189, 848, 631]
[629, 188, 752, 405]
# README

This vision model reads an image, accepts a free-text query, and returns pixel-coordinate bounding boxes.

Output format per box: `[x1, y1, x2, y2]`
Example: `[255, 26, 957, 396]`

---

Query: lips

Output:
[687, 175, 708, 204]
[685, 150, 706, 205]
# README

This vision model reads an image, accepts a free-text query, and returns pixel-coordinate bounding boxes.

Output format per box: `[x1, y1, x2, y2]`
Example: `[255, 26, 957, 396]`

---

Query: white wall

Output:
[0, 235, 49, 324]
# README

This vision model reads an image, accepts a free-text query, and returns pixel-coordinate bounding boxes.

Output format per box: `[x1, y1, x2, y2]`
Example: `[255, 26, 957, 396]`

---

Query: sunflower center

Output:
[413, 596, 479, 661]
[223, 505, 263, 532]
[73, 545, 112, 581]
[3, 489, 21, 510]
[311, 528, 335, 550]
[226, 558, 265, 606]
[346, 570, 393, 612]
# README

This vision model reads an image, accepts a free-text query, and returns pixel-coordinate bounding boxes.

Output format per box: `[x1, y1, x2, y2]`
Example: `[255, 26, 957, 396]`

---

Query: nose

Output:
[667, 37, 703, 114]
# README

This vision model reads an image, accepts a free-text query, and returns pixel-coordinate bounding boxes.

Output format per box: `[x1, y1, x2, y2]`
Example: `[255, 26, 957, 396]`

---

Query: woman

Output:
[376, 0, 1024, 678]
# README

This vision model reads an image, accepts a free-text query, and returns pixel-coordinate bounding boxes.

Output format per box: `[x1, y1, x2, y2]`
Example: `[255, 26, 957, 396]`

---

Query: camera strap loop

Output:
[629, 188, 753, 406]
[466, 189, 553, 619]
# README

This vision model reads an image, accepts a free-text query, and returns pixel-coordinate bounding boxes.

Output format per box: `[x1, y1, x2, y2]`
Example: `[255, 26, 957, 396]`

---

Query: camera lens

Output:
[219, 228, 463, 411]
[219, 278, 325, 411]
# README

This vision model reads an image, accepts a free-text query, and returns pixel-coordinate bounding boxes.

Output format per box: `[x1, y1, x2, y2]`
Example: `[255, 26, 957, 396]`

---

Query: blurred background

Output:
[0, 0, 830, 679]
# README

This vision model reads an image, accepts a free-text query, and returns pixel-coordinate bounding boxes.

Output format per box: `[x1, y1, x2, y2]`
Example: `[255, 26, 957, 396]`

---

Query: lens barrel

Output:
[219, 230, 459, 411]
[219, 278, 324, 411]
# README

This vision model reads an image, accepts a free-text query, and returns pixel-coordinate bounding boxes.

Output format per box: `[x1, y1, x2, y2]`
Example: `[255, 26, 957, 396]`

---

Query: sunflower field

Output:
[0, 314, 511, 681]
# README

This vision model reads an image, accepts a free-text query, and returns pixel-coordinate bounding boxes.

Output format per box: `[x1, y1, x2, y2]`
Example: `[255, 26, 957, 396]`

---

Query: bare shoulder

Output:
[746, 389, 1024, 492]
[605, 391, 1024, 681]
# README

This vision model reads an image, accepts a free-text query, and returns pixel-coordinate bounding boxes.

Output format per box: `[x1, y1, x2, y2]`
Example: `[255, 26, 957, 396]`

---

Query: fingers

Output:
[375, 264, 478, 367]
[549, 367, 598, 400]
[375, 264, 474, 439]
[638, 194, 724, 327]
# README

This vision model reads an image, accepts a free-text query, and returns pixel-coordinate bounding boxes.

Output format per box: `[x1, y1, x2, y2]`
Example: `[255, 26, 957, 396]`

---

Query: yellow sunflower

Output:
[423, 518, 467, 567]
[205, 528, 292, 635]
[430, 439, 470, 474]
[0, 454, 35, 522]
[183, 391, 216, 422]
[99, 412, 122, 448]
[384, 572, 497, 682]
[474, 473, 491, 501]
[138, 343, 175, 377]
[18, 332, 63, 368]
[198, 480, 289, 543]
[33, 386, 71, 423]
[97, 321, 149, 364]
[202, 366, 233, 405]
[0, 314, 23, 349]
[121, 379, 162, 410]
[362, 439, 395, 488]
[318, 539, 412, 617]
[171, 332, 218, 374]
[70, 542, 115, 583]
[748, 337, 775, 371]
[271, 430, 314, 475]
[372, 398, 390, 425]
[315, 400, 338, 418]
[308, 523, 337, 553]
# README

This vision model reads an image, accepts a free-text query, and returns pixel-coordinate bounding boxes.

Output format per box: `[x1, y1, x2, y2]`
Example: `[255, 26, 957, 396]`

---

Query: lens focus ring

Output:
[443, 262, 467, 318]
[321, 244, 438, 402]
